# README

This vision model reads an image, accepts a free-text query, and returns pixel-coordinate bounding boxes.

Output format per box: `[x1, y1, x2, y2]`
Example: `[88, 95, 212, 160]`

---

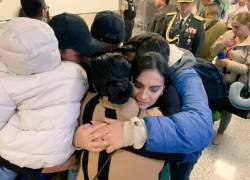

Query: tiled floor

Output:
[191, 115, 250, 180]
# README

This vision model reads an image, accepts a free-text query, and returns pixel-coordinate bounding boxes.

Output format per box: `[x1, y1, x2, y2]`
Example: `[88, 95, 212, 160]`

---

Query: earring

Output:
[161, 86, 165, 96]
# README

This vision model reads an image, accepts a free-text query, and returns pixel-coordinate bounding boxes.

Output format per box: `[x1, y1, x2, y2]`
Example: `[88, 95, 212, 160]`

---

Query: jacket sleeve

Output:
[159, 85, 181, 115]
[226, 60, 248, 75]
[0, 83, 16, 130]
[193, 22, 205, 57]
[210, 31, 234, 56]
[143, 69, 213, 154]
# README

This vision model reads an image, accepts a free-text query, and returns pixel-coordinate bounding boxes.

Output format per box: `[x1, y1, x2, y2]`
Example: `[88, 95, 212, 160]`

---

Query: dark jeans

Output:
[169, 161, 196, 180]
[18, 173, 54, 180]
[217, 110, 232, 134]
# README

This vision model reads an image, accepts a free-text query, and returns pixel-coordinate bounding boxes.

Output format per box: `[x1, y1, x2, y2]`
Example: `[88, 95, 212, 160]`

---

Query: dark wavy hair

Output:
[91, 52, 132, 104]
[122, 32, 170, 62]
[131, 52, 171, 88]
[131, 52, 178, 115]
[21, 0, 46, 17]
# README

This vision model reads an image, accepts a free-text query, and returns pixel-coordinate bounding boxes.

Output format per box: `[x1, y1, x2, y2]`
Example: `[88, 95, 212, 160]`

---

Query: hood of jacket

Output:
[169, 44, 196, 80]
[0, 17, 61, 75]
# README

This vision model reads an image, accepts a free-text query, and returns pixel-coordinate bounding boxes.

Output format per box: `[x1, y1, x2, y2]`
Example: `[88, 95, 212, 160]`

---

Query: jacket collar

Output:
[225, 30, 250, 47]
[168, 44, 184, 67]
[237, 33, 250, 47]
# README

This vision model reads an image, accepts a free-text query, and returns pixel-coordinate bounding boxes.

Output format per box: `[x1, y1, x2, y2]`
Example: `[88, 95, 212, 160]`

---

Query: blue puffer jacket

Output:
[143, 46, 213, 163]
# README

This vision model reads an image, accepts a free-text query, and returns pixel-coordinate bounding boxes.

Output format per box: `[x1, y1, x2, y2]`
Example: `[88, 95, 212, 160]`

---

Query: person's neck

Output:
[206, 14, 217, 19]
[180, 12, 190, 19]
[237, 34, 249, 42]
[138, 109, 147, 118]
[157, 4, 166, 11]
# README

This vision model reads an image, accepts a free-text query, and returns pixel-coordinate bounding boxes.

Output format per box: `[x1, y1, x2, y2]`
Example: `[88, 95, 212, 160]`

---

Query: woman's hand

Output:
[93, 118, 125, 153]
[223, 39, 236, 48]
[73, 123, 109, 152]
[42, 154, 77, 173]
[215, 59, 230, 68]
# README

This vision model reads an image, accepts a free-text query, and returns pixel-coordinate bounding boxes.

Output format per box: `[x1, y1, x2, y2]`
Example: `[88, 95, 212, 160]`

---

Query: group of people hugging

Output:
[130, 0, 250, 146]
[3, 0, 243, 180]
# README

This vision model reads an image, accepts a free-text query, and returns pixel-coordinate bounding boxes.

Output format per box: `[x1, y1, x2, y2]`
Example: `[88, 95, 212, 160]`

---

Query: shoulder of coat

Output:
[193, 15, 203, 21]
[166, 12, 177, 16]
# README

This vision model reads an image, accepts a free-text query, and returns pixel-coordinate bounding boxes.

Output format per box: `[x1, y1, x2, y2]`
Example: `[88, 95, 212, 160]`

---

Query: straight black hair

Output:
[123, 33, 170, 62]
[131, 51, 171, 88]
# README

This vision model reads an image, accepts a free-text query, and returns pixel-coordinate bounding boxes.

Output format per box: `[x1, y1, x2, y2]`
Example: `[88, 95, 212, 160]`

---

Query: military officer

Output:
[156, 0, 205, 57]
[147, 0, 178, 34]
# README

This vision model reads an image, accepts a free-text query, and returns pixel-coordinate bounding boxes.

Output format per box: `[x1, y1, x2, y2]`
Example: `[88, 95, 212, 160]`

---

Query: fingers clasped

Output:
[73, 123, 109, 151]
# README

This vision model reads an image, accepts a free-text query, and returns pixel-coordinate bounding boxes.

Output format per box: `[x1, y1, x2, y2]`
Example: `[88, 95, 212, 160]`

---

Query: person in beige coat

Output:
[74, 52, 180, 180]
[211, 11, 250, 145]
[200, 2, 227, 61]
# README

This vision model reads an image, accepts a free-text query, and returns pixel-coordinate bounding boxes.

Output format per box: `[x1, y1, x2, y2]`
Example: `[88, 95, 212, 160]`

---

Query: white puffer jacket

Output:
[0, 18, 88, 169]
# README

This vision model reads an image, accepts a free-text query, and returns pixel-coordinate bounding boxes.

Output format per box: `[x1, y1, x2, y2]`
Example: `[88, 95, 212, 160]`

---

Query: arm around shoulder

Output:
[143, 69, 213, 154]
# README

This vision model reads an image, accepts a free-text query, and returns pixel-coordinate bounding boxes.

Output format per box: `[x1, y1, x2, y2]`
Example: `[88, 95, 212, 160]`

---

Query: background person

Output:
[147, 0, 177, 34]
[131, 0, 158, 36]
[123, 0, 137, 41]
[247, 0, 250, 11]
[200, 2, 227, 60]
[20, 0, 50, 22]
[153, 0, 205, 57]
[131, 0, 178, 36]
[211, 11, 250, 145]
[223, 0, 248, 29]
[194, 0, 211, 17]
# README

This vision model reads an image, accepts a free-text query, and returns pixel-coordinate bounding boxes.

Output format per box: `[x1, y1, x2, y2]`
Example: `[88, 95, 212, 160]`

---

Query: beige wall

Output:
[48, 0, 119, 16]
[79, 13, 96, 28]
[0, 0, 120, 21]
[0, 0, 20, 20]
[0, 11, 121, 29]
[78, 10, 120, 28]
[0, 12, 96, 29]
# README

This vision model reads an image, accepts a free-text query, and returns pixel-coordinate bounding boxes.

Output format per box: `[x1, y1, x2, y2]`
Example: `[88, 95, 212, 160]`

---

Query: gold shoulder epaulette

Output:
[166, 12, 177, 16]
[193, 15, 203, 21]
